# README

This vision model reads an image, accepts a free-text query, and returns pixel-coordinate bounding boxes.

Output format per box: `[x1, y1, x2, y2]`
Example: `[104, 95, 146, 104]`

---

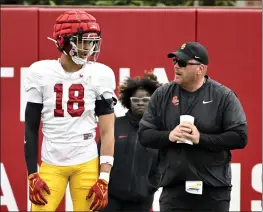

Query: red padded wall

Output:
[0, 8, 39, 211]
[197, 9, 262, 211]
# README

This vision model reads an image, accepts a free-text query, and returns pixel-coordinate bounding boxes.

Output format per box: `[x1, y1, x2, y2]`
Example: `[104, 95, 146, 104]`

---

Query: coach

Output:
[138, 42, 248, 212]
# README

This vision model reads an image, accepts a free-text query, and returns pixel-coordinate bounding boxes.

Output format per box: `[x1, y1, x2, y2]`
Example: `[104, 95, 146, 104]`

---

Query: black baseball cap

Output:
[167, 42, 209, 65]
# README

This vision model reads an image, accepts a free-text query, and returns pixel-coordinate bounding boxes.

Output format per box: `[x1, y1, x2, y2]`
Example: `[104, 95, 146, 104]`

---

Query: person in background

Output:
[98, 72, 162, 212]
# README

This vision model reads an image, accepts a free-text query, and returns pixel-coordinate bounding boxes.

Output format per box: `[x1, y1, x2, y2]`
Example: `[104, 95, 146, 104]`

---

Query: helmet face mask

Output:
[69, 32, 102, 65]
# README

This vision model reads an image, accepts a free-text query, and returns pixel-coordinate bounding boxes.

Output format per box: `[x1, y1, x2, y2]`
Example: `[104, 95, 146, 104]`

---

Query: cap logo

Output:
[181, 43, 186, 50]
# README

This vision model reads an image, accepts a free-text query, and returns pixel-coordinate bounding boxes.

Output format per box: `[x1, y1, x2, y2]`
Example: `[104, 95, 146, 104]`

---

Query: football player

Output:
[24, 10, 116, 211]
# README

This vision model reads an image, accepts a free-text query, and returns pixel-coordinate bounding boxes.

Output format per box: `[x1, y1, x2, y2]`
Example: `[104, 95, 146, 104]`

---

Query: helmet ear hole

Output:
[59, 35, 72, 53]
[56, 37, 64, 52]
[64, 43, 73, 55]
[63, 35, 70, 45]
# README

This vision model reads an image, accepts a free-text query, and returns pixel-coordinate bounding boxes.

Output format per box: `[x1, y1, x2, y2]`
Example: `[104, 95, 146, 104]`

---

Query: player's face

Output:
[76, 40, 95, 60]
[74, 33, 101, 60]
[130, 89, 151, 117]
[173, 59, 201, 86]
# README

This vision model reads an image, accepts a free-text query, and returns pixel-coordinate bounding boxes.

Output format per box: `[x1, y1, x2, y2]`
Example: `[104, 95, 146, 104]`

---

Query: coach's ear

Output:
[196, 67, 202, 75]
[198, 64, 206, 75]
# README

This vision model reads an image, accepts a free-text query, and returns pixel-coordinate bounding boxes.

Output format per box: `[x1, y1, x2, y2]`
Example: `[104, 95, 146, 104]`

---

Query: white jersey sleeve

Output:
[26, 88, 43, 104]
[93, 64, 116, 100]
[24, 62, 43, 104]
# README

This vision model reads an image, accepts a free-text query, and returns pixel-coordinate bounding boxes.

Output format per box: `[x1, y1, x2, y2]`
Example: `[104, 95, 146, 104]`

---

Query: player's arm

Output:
[87, 68, 117, 211]
[94, 69, 117, 177]
[24, 66, 50, 205]
[87, 94, 116, 211]
[98, 113, 115, 174]
[24, 64, 44, 176]
[24, 100, 42, 176]
[95, 92, 116, 180]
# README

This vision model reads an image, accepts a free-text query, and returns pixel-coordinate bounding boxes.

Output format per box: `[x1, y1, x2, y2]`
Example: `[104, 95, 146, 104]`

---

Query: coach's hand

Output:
[169, 125, 185, 142]
[87, 179, 108, 211]
[28, 173, 51, 205]
[179, 122, 200, 144]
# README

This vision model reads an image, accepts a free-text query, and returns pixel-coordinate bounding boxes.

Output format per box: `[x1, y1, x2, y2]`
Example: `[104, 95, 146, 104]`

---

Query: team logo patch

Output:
[181, 43, 186, 49]
[83, 133, 93, 140]
[172, 96, 179, 106]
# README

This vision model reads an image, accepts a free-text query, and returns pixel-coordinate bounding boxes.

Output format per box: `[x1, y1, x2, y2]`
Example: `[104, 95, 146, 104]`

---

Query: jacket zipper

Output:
[128, 135, 138, 192]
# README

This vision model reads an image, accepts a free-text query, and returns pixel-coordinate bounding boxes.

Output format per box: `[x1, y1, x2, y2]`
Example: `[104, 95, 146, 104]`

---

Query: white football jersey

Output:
[24, 59, 116, 166]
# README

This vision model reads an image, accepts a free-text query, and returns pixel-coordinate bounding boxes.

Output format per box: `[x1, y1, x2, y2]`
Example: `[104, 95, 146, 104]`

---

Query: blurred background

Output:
[1, 0, 262, 7]
[1, 0, 262, 212]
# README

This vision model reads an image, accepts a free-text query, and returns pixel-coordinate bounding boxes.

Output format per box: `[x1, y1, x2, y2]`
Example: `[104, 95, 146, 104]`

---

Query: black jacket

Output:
[138, 77, 248, 190]
[98, 112, 160, 202]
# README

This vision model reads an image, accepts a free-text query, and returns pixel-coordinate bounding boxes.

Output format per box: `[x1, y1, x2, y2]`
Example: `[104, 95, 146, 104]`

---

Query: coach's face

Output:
[173, 59, 201, 86]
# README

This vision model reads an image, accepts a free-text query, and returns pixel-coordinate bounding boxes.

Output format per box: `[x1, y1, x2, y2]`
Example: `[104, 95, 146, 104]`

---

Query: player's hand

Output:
[28, 173, 51, 205]
[86, 179, 108, 211]
[169, 125, 184, 142]
[179, 122, 200, 144]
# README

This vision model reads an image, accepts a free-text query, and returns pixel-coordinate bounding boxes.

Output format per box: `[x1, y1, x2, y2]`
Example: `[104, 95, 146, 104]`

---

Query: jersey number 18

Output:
[54, 83, 85, 117]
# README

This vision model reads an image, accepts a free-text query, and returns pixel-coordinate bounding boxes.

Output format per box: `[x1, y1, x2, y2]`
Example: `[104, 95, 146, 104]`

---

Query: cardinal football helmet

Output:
[49, 10, 101, 65]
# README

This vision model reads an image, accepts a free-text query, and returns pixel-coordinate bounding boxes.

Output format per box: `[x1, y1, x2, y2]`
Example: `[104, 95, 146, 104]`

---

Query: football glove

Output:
[86, 179, 108, 211]
[28, 173, 51, 205]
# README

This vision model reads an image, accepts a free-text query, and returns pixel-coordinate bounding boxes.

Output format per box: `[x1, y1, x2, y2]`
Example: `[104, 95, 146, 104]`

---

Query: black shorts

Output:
[160, 185, 231, 212]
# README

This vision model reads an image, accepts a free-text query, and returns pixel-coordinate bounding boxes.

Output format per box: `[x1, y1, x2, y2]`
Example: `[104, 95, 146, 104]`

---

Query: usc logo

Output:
[172, 96, 179, 106]
[181, 43, 186, 49]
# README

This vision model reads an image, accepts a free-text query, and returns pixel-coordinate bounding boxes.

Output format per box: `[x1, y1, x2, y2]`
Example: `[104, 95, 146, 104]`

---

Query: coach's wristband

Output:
[100, 156, 114, 166]
[99, 172, 110, 183]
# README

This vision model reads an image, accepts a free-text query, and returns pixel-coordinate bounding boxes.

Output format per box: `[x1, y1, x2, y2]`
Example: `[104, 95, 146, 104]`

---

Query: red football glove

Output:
[28, 173, 51, 205]
[86, 179, 108, 211]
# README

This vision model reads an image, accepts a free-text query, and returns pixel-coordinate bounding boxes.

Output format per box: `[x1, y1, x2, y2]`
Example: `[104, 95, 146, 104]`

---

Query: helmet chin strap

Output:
[69, 41, 96, 65]
[70, 53, 87, 65]
[69, 42, 86, 65]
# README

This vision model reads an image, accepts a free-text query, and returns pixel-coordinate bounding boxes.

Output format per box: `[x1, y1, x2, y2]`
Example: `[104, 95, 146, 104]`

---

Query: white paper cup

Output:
[180, 115, 195, 124]
[177, 115, 195, 145]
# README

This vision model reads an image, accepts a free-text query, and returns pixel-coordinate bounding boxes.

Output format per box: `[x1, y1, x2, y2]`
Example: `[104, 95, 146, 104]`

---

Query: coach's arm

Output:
[198, 91, 248, 151]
